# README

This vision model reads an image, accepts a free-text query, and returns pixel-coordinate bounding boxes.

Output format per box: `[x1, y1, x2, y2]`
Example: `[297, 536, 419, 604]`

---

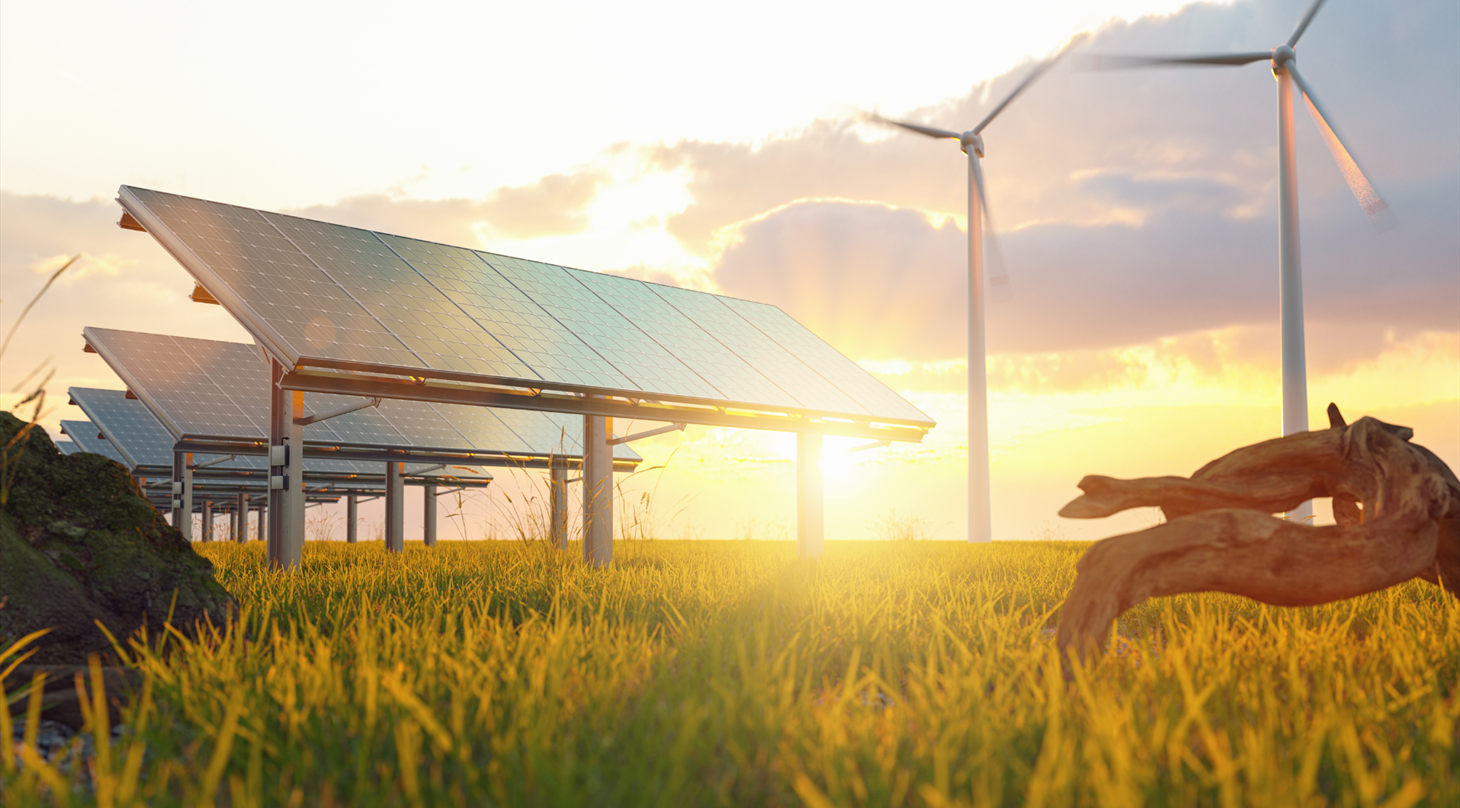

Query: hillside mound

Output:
[1, 411, 234, 665]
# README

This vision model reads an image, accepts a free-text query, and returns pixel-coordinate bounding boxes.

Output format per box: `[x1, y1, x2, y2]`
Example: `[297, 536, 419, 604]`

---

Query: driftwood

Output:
[1057, 404, 1460, 662]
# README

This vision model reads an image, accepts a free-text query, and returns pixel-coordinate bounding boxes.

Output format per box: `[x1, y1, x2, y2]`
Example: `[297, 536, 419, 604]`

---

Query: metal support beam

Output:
[582, 412, 613, 567]
[171, 450, 193, 541]
[294, 397, 382, 426]
[607, 422, 685, 445]
[255, 503, 265, 542]
[384, 461, 405, 553]
[797, 432, 824, 559]
[236, 491, 247, 543]
[280, 368, 931, 444]
[346, 494, 358, 544]
[202, 499, 213, 543]
[549, 456, 570, 551]
[268, 359, 306, 571]
[423, 485, 437, 547]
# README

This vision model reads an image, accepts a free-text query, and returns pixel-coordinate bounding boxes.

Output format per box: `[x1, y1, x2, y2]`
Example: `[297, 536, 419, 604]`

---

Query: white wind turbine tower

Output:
[1085, 0, 1395, 522]
[868, 36, 1086, 544]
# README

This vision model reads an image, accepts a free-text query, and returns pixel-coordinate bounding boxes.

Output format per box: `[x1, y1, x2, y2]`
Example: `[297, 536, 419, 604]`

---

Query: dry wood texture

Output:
[1057, 405, 1460, 662]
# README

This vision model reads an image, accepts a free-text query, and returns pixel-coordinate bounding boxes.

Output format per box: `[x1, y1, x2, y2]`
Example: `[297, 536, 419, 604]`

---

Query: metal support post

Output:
[423, 484, 438, 547]
[549, 456, 569, 551]
[582, 412, 613, 566]
[797, 432, 824, 558]
[268, 359, 306, 570]
[346, 494, 358, 544]
[236, 491, 247, 543]
[255, 503, 265, 542]
[201, 499, 213, 543]
[171, 450, 194, 541]
[384, 461, 405, 553]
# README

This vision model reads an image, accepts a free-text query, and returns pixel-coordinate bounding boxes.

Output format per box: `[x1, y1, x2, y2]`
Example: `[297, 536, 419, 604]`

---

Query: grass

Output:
[4, 539, 1457, 807]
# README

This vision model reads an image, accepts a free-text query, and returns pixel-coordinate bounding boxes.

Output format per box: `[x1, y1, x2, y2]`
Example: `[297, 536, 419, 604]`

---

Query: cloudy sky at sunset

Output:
[3, 0, 1456, 542]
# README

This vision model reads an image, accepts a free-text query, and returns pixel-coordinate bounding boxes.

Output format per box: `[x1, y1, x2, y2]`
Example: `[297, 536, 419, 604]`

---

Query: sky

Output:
[2, 0, 1456, 543]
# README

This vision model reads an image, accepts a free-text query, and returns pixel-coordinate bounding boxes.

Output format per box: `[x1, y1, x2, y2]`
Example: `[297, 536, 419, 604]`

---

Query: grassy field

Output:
[4, 539, 1457, 807]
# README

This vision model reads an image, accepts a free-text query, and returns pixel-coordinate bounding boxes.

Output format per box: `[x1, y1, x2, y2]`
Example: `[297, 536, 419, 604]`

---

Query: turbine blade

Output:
[1287, 63, 1397, 233]
[1075, 51, 1271, 70]
[973, 33, 1089, 134]
[970, 157, 1013, 301]
[863, 112, 961, 140]
[1287, 0, 1329, 48]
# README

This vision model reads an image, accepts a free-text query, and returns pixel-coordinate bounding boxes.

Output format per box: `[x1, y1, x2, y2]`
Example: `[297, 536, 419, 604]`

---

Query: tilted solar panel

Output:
[118, 186, 932, 430]
[56, 439, 79, 455]
[59, 420, 129, 466]
[83, 328, 641, 463]
[68, 387, 269, 472]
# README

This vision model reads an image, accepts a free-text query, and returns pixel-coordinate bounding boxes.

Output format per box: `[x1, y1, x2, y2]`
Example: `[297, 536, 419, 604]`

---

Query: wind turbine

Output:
[1084, 0, 1395, 522]
[868, 36, 1085, 544]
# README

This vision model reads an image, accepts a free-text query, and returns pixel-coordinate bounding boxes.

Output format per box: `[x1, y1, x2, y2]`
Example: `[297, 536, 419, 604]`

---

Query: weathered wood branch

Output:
[1056, 408, 1460, 663]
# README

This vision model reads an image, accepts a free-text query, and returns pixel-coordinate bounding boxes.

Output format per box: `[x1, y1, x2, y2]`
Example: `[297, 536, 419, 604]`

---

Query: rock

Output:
[0, 410, 235, 674]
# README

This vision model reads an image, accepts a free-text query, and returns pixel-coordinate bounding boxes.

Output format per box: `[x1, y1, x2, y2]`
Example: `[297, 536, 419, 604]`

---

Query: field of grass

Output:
[5, 539, 1458, 807]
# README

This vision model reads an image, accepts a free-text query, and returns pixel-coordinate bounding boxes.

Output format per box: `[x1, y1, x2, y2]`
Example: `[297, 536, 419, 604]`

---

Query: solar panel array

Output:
[69, 386, 499, 485]
[82, 328, 639, 463]
[59, 420, 129, 466]
[56, 439, 79, 455]
[120, 186, 931, 427]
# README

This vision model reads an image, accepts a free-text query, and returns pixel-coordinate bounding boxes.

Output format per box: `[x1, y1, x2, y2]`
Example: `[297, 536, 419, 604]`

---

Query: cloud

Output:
[645, 0, 1457, 363]
[707, 174, 1459, 364]
[480, 170, 606, 239]
[284, 167, 607, 245]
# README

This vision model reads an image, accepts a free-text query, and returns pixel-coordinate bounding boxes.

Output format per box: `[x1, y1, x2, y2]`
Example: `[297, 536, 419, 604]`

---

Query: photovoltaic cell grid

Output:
[56, 440, 79, 455]
[59, 420, 129, 466]
[121, 186, 931, 427]
[83, 328, 640, 462]
[69, 387, 269, 473]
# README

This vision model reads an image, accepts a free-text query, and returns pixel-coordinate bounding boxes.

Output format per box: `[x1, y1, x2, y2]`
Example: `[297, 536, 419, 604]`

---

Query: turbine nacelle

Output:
[960, 132, 985, 157]
[1270, 44, 1297, 74]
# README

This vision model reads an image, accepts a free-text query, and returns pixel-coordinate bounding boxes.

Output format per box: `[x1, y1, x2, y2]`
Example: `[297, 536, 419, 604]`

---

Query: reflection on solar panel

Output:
[59, 420, 129, 466]
[118, 187, 932, 433]
[82, 329, 641, 464]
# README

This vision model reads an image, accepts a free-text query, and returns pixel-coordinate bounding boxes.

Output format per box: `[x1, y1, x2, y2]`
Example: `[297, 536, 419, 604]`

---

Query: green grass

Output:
[4, 539, 1457, 807]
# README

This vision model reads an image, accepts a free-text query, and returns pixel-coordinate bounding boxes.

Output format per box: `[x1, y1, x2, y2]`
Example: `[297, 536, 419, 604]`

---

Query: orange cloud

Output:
[284, 167, 607, 244]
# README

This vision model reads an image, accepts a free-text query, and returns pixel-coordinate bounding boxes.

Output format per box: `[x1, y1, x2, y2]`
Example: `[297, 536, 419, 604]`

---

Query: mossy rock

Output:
[1, 410, 234, 665]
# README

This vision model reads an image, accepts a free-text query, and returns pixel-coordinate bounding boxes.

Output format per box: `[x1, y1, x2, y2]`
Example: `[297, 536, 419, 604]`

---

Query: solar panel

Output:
[66, 389, 177, 467]
[569, 270, 803, 409]
[718, 297, 931, 423]
[482, 255, 724, 400]
[55, 439, 79, 455]
[69, 387, 496, 486]
[382, 234, 635, 390]
[119, 186, 932, 430]
[83, 328, 641, 465]
[646, 284, 868, 416]
[126, 188, 421, 370]
[68, 387, 268, 472]
[59, 420, 129, 466]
